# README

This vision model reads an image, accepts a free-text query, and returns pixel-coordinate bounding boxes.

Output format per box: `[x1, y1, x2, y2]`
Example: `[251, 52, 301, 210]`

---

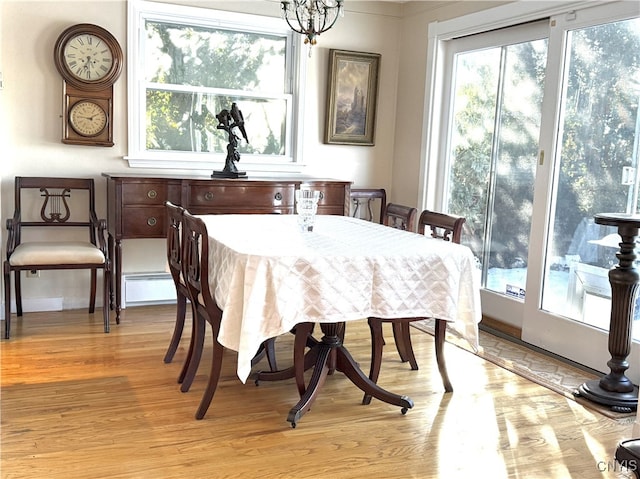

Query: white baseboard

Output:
[0, 272, 177, 320]
[0, 297, 64, 321]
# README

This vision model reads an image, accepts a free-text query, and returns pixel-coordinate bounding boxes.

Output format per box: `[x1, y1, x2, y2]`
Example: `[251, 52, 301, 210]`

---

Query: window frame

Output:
[126, 0, 307, 172]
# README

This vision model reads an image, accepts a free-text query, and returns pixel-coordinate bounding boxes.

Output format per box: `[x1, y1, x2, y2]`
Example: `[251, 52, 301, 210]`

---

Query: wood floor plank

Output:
[1, 305, 636, 478]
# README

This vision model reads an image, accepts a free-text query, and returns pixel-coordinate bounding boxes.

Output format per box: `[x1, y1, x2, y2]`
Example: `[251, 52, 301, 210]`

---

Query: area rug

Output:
[411, 320, 636, 420]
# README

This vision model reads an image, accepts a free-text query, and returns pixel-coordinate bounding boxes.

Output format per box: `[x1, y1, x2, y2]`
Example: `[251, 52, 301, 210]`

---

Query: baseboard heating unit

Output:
[122, 272, 176, 308]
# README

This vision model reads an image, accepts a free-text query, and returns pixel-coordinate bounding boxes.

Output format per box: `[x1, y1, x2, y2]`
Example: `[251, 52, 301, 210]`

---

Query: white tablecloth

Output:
[199, 214, 482, 383]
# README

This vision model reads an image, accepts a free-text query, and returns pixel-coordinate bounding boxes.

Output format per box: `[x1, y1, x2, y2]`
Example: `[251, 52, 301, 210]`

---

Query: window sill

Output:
[124, 156, 307, 174]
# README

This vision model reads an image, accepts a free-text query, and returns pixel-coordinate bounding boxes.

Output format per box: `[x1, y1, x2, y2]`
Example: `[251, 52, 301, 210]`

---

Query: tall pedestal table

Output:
[576, 213, 640, 413]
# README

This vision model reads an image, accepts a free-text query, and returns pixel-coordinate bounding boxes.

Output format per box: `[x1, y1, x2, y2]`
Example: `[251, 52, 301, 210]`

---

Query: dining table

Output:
[199, 213, 481, 426]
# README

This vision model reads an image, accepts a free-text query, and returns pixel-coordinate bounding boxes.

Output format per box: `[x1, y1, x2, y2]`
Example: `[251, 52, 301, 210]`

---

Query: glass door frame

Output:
[521, 1, 640, 382]
[419, 0, 640, 383]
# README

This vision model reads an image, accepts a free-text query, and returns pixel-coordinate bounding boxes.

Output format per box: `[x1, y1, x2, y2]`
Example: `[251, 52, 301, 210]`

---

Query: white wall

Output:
[0, 0, 502, 312]
[391, 1, 506, 208]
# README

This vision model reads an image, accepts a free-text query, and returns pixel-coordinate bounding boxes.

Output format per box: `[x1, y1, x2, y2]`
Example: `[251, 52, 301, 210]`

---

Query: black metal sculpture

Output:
[212, 102, 248, 178]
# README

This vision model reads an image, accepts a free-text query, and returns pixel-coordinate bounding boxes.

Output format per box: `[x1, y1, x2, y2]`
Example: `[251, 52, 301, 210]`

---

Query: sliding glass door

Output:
[438, 2, 640, 380]
[524, 4, 640, 377]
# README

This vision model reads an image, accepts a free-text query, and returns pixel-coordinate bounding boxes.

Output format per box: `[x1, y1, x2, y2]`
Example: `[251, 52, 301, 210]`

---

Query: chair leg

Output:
[294, 322, 315, 396]
[392, 322, 419, 370]
[180, 309, 206, 393]
[89, 269, 97, 314]
[178, 302, 197, 384]
[264, 338, 278, 372]
[4, 263, 11, 339]
[363, 317, 385, 405]
[164, 291, 187, 363]
[195, 332, 225, 420]
[251, 337, 279, 372]
[14, 271, 22, 317]
[435, 318, 453, 392]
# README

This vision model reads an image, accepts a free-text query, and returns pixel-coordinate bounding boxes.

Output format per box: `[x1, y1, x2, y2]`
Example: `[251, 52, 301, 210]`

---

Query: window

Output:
[127, 0, 304, 171]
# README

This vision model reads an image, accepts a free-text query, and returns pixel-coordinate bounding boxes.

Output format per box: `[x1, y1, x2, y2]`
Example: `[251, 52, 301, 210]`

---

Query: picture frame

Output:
[324, 49, 381, 146]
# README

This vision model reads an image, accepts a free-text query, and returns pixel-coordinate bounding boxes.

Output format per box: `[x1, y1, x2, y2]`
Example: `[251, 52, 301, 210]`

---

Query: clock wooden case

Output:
[54, 23, 123, 147]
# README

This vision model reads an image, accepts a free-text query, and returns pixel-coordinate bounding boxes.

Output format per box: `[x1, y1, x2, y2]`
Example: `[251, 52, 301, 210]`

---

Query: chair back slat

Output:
[182, 211, 212, 309]
[40, 187, 72, 223]
[165, 202, 185, 287]
[418, 210, 466, 244]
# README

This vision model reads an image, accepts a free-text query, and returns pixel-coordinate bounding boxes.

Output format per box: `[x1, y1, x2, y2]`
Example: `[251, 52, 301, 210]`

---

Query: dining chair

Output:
[165, 201, 277, 371]
[350, 188, 387, 223]
[384, 203, 417, 232]
[3, 177, 112, 339]
[179, 210, 278, 419]
[372, 202, 419, 368]
[163, 202, 193, 367]
[178, 210, 226, 419]
[364, 209, 466, 404]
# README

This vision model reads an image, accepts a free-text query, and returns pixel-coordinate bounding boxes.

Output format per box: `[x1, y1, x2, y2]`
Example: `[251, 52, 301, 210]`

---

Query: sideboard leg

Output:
[115, 239, 122, 323]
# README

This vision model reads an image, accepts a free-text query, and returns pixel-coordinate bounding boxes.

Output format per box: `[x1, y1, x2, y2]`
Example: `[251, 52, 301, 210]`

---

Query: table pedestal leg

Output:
[286, 323, 413, 428]
[576, 214, 640, 413]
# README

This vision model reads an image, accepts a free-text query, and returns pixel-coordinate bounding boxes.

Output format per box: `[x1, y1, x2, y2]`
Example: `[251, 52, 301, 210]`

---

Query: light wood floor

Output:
[1, 305, 636, 479]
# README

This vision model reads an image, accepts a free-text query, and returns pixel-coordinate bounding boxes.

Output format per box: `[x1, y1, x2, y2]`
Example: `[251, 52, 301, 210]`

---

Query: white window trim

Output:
[125, 0, 307, 173]
[418, 0, 618, 211]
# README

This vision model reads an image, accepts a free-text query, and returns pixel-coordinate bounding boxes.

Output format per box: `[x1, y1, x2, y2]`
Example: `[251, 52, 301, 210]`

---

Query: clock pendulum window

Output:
[53, 23, 123, 147]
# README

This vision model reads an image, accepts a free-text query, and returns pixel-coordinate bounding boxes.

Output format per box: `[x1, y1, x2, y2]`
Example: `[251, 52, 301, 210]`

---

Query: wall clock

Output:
[54, 23, 123, 146]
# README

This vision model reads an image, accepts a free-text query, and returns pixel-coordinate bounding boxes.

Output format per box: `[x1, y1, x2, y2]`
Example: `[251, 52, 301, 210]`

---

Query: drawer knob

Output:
[319, 191, 324, 201]
[147, 217, 157, 227]
[274, 192, 283, 201]
[204, 192, 214, 201]
[147, 189, 158, 199]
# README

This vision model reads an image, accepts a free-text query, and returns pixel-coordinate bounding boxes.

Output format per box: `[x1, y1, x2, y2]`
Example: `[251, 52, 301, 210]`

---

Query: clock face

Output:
[69, 101, 108, 137]
[63, 33, 114, 82]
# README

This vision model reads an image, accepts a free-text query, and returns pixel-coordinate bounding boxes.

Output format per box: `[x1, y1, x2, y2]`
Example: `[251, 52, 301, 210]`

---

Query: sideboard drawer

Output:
[187, 183, 295, 210]
[122, 182, 168, 205]
[303, 181, 350, 215]
[315, 185, 347, 206]
[121, 206, 166, 238]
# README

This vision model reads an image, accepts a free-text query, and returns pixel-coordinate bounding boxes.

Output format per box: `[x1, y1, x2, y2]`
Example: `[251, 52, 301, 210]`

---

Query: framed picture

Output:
[324, 49, 381, 146]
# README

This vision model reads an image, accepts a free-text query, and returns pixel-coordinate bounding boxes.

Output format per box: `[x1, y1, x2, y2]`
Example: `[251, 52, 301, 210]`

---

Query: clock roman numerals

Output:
[62, 34, 114, 83]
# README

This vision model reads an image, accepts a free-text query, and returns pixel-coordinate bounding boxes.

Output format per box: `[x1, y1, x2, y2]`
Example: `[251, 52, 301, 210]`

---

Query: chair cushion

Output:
[9, 242, 105, 266]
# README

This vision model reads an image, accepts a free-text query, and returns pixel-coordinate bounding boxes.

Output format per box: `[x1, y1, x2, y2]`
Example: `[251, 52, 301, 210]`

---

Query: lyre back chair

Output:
[163, 202, 192, 366]
[350, 188, 387, 224]
[418, 210, 466, 243]
[178, 210, 277, 419]
[3, 177, 112, 338]
[384, 203, 418, 232]
[364, 209, 466, 405]
[179, 210, 226, 419]
[373, 202, 418, 369]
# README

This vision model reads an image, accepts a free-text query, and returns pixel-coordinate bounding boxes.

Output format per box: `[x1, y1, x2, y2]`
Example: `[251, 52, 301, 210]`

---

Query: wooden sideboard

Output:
[102, 173, 352, 320]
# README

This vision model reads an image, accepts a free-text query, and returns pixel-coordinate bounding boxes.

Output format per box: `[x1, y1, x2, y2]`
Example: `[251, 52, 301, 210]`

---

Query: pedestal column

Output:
[577, 213, 640, 413]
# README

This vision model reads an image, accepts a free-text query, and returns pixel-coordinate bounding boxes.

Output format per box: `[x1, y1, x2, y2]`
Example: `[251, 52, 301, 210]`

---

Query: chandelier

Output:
[281, 0, 344, 46]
